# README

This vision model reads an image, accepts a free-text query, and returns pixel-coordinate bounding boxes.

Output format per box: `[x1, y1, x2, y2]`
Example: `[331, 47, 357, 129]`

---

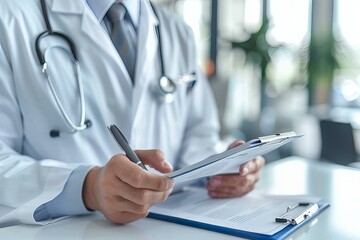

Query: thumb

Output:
[227, 140, 245, 150]
[134, 149, 173, 173]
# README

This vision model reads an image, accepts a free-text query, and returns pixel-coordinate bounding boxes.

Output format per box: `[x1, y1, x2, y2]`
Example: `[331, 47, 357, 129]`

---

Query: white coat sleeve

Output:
[176, 27, 222, 169]
[0, 42, 83, 227]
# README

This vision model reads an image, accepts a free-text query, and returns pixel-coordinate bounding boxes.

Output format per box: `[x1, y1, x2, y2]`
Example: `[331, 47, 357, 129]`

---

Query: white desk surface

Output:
[1, 156, 359, 240]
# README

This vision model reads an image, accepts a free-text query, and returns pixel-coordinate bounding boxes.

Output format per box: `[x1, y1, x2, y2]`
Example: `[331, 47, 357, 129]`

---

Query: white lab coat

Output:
[0, 0, 220, 225]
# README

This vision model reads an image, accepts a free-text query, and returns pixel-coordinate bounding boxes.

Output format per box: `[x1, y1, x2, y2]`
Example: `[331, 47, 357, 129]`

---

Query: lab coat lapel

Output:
[49, 0, 133, 88]
[131, 1, 159, 123]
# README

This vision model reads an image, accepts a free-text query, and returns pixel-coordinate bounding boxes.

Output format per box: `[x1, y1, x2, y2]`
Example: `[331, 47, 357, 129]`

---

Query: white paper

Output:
[150, 187, 320, 235]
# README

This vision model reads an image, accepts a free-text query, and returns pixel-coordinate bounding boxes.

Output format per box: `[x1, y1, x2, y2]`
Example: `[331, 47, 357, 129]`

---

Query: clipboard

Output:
[166, 132, 302, 183]
[148, 188, 330, 240]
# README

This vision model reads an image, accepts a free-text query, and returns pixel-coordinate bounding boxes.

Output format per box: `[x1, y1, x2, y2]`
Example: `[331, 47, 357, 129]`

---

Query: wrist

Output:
[82, 167, 101, 211]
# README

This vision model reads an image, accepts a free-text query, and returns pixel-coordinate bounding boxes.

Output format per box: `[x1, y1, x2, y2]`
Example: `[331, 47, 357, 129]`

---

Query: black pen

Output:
[107, 124, 148, 170]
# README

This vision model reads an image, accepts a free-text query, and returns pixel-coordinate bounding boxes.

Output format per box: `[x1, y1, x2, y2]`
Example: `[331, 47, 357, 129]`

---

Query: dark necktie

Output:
[106, 3, 137, 81]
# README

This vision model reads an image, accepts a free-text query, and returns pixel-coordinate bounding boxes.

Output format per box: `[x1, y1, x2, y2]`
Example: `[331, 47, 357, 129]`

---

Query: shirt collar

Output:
[86, 0, 141, 28]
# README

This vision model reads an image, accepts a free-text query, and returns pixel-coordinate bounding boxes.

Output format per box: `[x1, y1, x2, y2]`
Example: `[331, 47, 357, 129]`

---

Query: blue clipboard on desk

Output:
[166, 132, 302, 183]
[148, 187, 330, 240]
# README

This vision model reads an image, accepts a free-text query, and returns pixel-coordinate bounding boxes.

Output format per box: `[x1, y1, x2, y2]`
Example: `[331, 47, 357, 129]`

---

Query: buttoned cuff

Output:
[33, 165, 93, 221]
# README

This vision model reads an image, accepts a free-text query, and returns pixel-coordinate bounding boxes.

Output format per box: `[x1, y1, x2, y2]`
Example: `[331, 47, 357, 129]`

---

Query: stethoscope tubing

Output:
[37, 0, 87, 133]
[43, 48, 86, 131]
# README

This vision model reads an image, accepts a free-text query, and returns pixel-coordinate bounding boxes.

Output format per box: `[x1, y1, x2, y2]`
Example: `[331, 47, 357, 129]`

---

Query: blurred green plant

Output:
[228, 0, 282, 109]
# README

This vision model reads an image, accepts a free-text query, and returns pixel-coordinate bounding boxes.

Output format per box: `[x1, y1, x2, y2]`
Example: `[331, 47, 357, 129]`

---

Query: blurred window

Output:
[332, 0, 360, 107]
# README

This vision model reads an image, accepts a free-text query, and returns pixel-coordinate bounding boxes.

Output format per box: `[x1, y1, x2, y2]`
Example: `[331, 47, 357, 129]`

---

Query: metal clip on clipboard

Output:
[275, 202, 319, 225]
[258, 132, 297, 144]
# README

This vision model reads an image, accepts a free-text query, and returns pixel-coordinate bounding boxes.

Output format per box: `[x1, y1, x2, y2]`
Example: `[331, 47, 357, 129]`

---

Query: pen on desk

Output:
[107, 124, 148, 170]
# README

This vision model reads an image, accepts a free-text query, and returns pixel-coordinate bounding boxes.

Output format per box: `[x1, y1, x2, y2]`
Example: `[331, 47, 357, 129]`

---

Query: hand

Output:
[206, 140, 265, 198]
[82, 149, 174, 224]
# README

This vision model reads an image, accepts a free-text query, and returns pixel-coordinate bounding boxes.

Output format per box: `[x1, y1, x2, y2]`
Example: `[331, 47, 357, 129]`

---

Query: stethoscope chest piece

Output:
[152, 76, 177, 103]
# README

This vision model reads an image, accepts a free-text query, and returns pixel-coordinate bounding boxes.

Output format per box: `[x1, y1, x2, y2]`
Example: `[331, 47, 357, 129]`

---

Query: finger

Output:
[255, 156, 266, 169]
[240, 156, 265, 176]
[208, 191, 234, 198]
[101, 194, 152, 215]
[116, 198, 152, 215]
[207, 182, 254, 195]
[102, 200, 150, 224]
[106, 211, 149, 225]
[208, 184, 255, 198]
[109, 154, 175, 191]
[207, 174, 259, 198]
[135, 149, 173, 173]
[227, 140, 245, 150]
[207, 172, 260, 190]
[207, 174, 240, 189]
[112, 179, 172, 205]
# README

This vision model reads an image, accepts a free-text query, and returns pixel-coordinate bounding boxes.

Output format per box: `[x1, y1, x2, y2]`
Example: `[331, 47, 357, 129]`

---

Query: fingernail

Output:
[167, 180, 175, 189]
[168, 187, 174, 194]
[247, 162, 254, 171]
[163, 161, 173, 170]
[241, 167, 249, 176]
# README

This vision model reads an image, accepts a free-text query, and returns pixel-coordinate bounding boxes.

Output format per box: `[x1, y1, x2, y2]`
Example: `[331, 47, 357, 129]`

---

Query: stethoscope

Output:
[35, 0, 91, 137]
[35, 0, 196, 137]
[151, 4, 197, 103]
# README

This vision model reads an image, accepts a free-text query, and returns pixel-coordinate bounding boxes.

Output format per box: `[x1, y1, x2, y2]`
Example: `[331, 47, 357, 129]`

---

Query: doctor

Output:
[0, 0, 265, 226]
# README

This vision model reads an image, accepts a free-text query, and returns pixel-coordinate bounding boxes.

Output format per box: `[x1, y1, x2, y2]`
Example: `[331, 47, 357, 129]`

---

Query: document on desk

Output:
[166, 132, 301, 183]
[149, 188, 329, 240]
